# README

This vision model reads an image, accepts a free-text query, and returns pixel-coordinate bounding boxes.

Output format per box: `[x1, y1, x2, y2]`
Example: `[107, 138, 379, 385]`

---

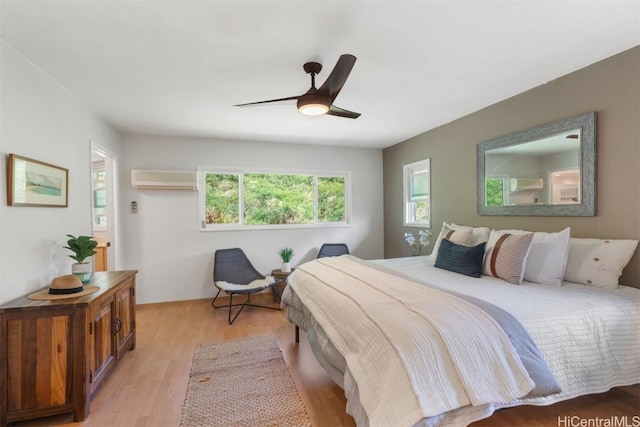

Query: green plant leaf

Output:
[279, 247, 294, 262]
[64, 234, 98, 263]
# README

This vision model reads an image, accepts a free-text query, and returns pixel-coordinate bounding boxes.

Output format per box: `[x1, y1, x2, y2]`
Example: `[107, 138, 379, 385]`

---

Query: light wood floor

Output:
[14, 297, 639, 427]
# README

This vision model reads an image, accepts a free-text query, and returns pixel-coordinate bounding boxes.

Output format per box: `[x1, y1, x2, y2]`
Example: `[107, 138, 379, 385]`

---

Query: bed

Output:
[281, 227, 640, 427]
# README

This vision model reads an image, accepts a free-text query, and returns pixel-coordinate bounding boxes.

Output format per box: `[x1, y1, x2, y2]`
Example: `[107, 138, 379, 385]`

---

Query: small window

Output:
[485, 177, 506, 207]
[92, 166, 107, 229]
[403, 159, 430, 227]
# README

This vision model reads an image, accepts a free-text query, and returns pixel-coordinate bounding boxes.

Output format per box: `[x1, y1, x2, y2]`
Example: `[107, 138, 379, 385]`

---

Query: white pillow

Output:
[432, 222, 490, 258]
[563, 238, 638, 288]
[500, 228, 571, 286]
[483, 230, 534, 285]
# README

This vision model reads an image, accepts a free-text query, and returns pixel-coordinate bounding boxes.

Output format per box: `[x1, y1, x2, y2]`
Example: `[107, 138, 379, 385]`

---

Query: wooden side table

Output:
[270, 268, 294, 302]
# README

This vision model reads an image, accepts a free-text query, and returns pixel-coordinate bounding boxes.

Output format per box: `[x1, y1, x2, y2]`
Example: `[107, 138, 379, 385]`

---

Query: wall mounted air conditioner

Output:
[510, 178, 543, 192]
[131, 170, 198, 190]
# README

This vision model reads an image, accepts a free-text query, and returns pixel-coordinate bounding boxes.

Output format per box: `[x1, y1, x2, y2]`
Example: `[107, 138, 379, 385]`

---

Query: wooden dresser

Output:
[0, 270, 137, 426]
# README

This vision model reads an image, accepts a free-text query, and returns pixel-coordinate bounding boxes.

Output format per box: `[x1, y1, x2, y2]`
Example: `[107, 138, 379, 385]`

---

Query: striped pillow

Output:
[483, 231, 534, 285]
[443, 226, 473, 246]
[432, 223, 474, 257]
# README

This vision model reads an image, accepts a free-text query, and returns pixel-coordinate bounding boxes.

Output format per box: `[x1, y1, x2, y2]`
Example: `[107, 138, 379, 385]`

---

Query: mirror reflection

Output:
[477, 112, 596, 216]
[484, 129, 581, 207]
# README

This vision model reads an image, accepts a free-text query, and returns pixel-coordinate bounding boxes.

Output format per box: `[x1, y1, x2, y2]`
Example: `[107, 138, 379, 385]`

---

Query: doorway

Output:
[91, 145, 119, 270]
[549, 168, 580, 205]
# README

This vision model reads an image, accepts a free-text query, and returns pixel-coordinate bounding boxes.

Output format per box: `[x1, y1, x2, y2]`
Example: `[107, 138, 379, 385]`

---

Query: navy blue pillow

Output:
[435, 238, 486, 278]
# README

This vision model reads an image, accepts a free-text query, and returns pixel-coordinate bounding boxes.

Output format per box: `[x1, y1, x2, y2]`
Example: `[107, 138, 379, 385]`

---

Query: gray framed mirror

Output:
[477, 112, 596, 216]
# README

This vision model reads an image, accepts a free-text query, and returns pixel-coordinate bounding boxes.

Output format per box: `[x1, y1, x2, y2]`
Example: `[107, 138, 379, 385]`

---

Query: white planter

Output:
[281, 262, 291, 273]
[72, 262, 93, 284]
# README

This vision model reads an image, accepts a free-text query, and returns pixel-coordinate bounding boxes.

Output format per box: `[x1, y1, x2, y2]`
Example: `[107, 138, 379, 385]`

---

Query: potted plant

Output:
[279, 247, 294, 273]
[64, 234, 98, 283]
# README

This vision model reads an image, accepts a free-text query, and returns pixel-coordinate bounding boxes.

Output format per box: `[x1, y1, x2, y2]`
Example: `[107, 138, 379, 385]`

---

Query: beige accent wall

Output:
[383, 46, 640, 287]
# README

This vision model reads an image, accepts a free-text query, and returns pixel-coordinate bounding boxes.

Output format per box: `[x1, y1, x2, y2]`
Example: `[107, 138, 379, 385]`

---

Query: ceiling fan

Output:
[234, 54, 361, 119]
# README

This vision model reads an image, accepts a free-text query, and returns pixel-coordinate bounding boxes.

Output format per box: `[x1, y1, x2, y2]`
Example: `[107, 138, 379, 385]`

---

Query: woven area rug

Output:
[180, 335, 311, 427]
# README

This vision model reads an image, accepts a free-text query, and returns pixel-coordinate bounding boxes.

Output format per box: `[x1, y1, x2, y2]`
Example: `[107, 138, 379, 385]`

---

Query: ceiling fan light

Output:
[297, 95, 330, 116]
[299, 103, 329, 115]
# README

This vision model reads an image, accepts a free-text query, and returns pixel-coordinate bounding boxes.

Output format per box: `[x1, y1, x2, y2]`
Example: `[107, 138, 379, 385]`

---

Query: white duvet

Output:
[283, 255, 640, 426]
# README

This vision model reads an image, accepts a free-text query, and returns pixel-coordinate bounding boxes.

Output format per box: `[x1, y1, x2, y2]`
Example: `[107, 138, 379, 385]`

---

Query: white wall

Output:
[120, 134, 384, 304]
[0, 41, 123, 304]
[0, 39, 383, 306]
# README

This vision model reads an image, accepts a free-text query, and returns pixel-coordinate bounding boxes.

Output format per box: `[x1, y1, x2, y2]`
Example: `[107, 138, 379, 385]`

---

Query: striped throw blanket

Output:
[289, 256, 536, 427]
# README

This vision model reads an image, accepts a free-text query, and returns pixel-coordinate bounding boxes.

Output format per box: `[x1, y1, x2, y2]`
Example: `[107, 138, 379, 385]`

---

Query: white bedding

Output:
[283, 255, 640, 426]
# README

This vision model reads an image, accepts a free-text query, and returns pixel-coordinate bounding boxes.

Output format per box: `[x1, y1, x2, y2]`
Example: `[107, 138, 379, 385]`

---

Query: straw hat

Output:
[28, 274, 100, 300]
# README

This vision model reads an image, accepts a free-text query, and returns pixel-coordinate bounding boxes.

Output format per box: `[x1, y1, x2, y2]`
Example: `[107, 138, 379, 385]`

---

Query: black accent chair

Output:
[212, 248, 282, 324]
[317, 243, 350, 258]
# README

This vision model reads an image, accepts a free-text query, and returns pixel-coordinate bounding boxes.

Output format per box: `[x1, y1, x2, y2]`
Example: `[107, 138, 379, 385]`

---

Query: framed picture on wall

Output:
[7, 153, 69, 207]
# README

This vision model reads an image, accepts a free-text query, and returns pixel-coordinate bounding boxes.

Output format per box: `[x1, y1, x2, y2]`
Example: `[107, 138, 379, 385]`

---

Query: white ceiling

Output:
[1, 1, 639, 149]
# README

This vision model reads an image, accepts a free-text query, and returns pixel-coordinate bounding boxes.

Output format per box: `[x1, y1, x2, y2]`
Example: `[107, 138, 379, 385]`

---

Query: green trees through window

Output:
[485, 178, 505, 206]
[317, 177, 346, 222]
[205, 174, 239, 224]
[203, 171, 348, 228]
[244, 174, 313, 225]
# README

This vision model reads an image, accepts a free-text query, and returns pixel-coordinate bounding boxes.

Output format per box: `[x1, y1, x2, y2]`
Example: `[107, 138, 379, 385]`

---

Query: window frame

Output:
[198, 166, 352, 231]
[403, 158, 431, 228]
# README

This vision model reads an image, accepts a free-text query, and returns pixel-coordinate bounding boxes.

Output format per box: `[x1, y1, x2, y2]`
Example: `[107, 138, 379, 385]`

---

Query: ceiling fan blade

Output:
[327, 105, 361, 119]
[318, 54, 357, 102]
[234, 95, 300, 107]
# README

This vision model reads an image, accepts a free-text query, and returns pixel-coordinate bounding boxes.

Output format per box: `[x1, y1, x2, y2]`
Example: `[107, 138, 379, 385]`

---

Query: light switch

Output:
[131, 201, 137, 213]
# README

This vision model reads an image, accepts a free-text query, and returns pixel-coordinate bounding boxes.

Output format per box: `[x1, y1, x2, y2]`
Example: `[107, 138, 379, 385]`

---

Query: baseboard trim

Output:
[137, 292, 277, 309]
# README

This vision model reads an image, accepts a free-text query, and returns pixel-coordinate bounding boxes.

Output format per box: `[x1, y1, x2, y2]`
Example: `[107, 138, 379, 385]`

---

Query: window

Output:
[204, 173, 239, 224]
[244, 173, 313, 225]
[200, 168, 350, 230]
[485, 176, 507, 206]
[92, 166, 107, 228]
[403, 159, 430, 227]
[317, 177, 346, 222]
